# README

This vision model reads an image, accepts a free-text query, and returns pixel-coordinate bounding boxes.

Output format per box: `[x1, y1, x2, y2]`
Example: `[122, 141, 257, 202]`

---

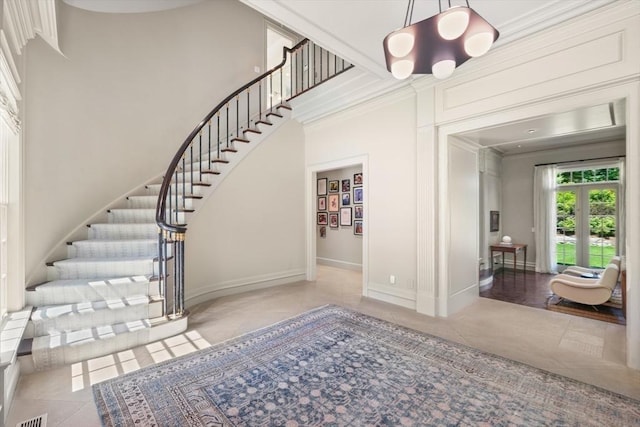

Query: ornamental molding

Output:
[0, 90, 20, 134]
[2, 0, 60, 55]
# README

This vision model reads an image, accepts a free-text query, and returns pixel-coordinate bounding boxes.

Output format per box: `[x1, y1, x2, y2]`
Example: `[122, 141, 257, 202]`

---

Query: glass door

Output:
[556, 186, 617, 269]
[585, 187, 616, 268]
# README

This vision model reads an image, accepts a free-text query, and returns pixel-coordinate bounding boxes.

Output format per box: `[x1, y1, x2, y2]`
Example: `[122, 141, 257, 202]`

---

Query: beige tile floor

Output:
[7, 265, 640, 426]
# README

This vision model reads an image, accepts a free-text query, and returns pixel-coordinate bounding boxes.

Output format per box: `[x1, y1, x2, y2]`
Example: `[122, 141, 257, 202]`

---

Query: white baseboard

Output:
[443, 282, 478, 316]
[366, 282, 416, 310]
[316, 257, 362, 271]
[479, 275, 493, 290]
[185, 269, 307, 308]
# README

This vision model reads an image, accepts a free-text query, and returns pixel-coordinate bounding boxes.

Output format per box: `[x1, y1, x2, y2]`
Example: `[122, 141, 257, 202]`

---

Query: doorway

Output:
[556, 173, 619, 270]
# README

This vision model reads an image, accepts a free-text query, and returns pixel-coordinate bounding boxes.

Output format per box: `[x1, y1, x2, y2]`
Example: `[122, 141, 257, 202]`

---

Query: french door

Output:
[556, 185, 617, 269]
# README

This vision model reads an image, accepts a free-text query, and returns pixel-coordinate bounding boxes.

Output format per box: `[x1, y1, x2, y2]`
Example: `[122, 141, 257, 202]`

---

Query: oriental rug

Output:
[93, 305, 639, 426]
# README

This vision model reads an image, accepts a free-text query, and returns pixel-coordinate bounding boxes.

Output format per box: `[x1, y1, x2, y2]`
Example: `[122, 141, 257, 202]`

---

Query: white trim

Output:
[367, 282, 416, 310]
[306, 155, 368, 298]
[185, 269, 306, 308]
[446, 282, 479, 316]
[316, 257, 362, 272]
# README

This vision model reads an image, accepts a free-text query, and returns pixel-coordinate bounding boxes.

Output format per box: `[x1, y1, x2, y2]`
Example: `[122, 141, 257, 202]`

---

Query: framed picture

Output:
[354, 220, 363, 235]
[318, 196, 327, 211]
[329, 213, 339, 228]
[353, 172, 363, 186]
[329, 180, 340, 193]
[317, 178, 327, 196]
[342, 179, 350, 192]
[353, 187, 363, 204]
[319, 226, 327, 238]
[342, 192, 350, 206]
[328, 194, 340, 212]
[490, 210, 499, 232]
[340, 207, 352, 226]
[317, 212, 328, 225]
[354, 205, 363, 219]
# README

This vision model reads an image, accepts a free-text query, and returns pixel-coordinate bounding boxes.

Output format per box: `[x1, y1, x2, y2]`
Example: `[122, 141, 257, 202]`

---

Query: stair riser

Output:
[26, 300, 162, 338]
[127, 196, 158, 209]
[26, 280, 160, 306]
[88, 224, 158, 240]
[68, 241, 165, 258]
[145, 184, 207, 196]
[47, 260, 160, 280]
[25, 316, 188, 372]
[127, 197, 196, 210]
[107, 210, 186, 224]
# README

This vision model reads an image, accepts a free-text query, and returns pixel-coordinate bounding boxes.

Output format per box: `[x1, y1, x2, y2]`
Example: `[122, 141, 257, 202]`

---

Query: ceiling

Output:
[62, 0, 625, 154]
[239, 0, 624, 154]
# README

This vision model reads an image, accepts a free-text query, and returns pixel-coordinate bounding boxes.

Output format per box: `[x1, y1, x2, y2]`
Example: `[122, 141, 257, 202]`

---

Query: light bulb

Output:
[437, 7, 470, 40]
[387, 32, 414, 58]
[391, 60, 414, 80]
[464, 31, 494, 57]
[432, 60, 456, 79]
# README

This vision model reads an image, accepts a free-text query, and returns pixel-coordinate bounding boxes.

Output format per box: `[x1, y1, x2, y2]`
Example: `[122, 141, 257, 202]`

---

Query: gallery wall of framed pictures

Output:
[316, 168, 363, 237]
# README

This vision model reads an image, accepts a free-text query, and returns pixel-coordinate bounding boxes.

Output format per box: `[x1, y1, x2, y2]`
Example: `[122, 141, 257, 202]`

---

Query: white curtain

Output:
[534, 165, 557, 273]
[618, 159, 626, 256]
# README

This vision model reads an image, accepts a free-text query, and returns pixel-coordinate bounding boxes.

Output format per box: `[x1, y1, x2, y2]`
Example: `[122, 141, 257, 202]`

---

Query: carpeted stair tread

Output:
[25, 276, 157, 306]
[33, 318, 152, 349]
[68, 239, 159, 258]
[47, 256, 161, 280]
[51, 255, 159, 264]
[30, 295, 152, 336]
[33, 295, 150, 320]
[88, 223, 158, 239]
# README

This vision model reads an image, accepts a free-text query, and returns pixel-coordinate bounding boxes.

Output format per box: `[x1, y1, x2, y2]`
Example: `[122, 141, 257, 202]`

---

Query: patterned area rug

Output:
[93, 305, 640, 426]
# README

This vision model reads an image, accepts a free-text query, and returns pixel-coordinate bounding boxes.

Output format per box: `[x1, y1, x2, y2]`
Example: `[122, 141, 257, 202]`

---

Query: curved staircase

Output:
[20, 39, 352, 371]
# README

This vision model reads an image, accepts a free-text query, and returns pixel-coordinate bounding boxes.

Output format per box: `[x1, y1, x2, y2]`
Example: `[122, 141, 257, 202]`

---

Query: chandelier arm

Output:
[404, 0, 415, 27]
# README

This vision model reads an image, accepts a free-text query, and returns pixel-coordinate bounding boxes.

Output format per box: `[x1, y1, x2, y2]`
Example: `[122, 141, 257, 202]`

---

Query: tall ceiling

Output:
[239, 0, 624, 155]
[62, 0, 625, 154]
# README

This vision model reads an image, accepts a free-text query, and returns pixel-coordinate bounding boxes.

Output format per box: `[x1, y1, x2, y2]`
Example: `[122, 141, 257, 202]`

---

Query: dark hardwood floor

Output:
[481, 268, 626, 325]
[480, 268, 554, 309]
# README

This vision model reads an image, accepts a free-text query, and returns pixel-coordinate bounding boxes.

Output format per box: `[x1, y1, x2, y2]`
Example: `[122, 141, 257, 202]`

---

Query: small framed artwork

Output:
[329, 213, 339, 228]
[317, 178, 327, 196]
[353, 187, 363, 204]
[328, 194, 340, 212]
[319, 226, 327, 238]
[340, 207, 352, 226]
[354, 220, 363, 235]
[329, 180, 340, 193]
[354, 205, 363, 219]
[490, 210, 500, 232]
[342, 192, 350, 206]
[318, 196, 327, 211]
[317, 212, 328, 225]
[353, 173, 363, 186]
[342, 179, 350, 192]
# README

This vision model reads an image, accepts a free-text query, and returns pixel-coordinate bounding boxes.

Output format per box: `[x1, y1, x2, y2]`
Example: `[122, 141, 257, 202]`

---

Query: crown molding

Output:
[2, 0, 60, 55]
[239, 0, 389, 79]
[0, 31, 20, 102]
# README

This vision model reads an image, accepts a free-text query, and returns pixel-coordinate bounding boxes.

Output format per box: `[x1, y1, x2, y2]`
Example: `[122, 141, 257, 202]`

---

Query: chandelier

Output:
[383, 0, 499, 80]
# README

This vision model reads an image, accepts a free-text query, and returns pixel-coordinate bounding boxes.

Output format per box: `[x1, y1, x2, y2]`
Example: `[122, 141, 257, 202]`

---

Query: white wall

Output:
[316, 165, 363, 270]
[501, 140, 625, 268]
[305, 92, 417, 308]
[23, 0, 266, 283]
[185, 119, 306, 305]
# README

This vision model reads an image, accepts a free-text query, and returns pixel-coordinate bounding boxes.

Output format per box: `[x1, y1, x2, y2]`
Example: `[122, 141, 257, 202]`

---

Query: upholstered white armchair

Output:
[562, 256, 621, 278]
[550, 262, 620, 306]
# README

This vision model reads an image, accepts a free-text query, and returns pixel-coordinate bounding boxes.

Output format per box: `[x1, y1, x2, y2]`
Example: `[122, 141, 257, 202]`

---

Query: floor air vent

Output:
[17, 413, 47, 427]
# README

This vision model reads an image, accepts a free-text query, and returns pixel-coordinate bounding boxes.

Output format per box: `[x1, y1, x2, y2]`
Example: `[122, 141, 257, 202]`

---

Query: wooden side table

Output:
[490, 243, 527, 274]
